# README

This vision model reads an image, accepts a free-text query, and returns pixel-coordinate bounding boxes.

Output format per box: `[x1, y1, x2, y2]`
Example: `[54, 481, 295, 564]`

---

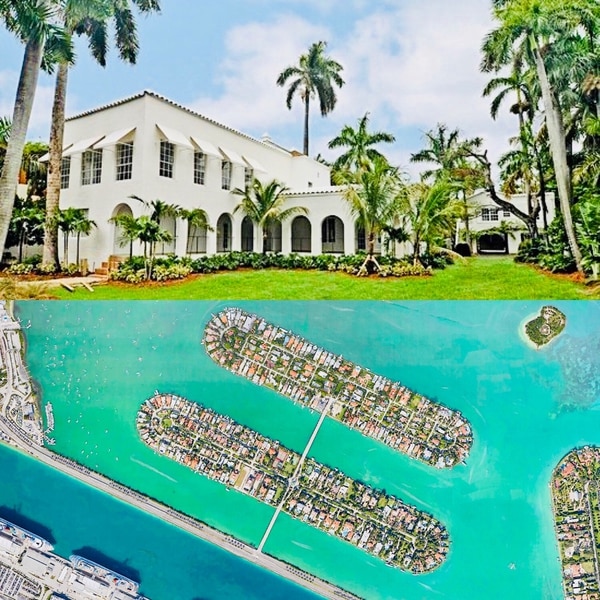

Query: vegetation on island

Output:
[552, 447, 600, 598]
[524, 305, 566, 347]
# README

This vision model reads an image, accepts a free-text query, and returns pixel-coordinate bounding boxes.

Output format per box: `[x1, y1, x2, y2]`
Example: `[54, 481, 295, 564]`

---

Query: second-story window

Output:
[221, 160, 232, 190]
[116, 142, 134, 181]
[194, 151, 206, 185]
[481, 208, 499, 222]
[60, 157, 71, 189]
[159, 140, 174, 178]
[244, 167, 253, 188]
[81, 149, 102, 185]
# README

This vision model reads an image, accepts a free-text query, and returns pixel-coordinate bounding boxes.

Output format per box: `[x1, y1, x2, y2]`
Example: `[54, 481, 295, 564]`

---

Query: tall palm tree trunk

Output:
[43, 63, 69, 267]
[0, 38, 44, 256]
[76, 232, 81, 265]
[532, 40, 583, 273]
[303, 94, 310, 155]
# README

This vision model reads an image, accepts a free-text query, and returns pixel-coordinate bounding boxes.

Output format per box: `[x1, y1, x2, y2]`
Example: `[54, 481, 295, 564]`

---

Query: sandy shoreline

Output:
[518, 313, 541, 351]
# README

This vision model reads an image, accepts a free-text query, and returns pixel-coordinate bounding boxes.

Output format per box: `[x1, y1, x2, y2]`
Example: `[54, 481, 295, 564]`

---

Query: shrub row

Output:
[108, 251, 446, 282]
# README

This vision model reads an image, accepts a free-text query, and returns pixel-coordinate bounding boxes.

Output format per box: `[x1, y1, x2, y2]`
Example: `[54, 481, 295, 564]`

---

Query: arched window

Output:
[292, 216, 311, 253]
[321, 216, 344, 253]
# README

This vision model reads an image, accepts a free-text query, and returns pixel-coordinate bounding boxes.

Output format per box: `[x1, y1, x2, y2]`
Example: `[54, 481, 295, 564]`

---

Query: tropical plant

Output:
[328, 113, 395, 174]
[0, 0, 72, 257]
[57, 206, 82, 264]
[9, 198, 45, 262]
[400, 181, 463, 266]
[480, 0, 600, 273]
[109, 212, 139, 258]
[276, 40, 344, 155]
[233, 178, 308, 254]
[338, 157, 405, 274]
[72, 210, 96, 266]
[179, 207, 212, 255]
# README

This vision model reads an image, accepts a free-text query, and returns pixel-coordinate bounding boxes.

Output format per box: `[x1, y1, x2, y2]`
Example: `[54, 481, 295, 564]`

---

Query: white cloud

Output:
[190, 15, 331, 137]
[189, 1, 516, 179]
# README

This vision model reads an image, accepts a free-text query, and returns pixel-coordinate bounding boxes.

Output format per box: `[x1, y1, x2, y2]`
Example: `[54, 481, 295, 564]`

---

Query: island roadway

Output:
[0, 413, 361, 600]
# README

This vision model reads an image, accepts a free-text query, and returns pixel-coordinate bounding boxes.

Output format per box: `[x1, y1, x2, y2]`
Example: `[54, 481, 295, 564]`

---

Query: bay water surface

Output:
[8, 300, 600, 600]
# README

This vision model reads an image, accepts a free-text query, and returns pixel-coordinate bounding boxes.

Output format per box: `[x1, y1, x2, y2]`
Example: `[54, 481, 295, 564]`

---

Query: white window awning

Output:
[219, 146, 246, 166]
[62, 135, 105, 157]
[242, 155, 267, 173]
[190, 136, 221, 157]
[156, 123, 193, 149]
[93, 126, 136, 149]
[37, 145, 73, 163]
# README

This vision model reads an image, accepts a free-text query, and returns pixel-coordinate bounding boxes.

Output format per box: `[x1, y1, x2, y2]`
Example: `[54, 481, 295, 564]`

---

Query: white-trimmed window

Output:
[244, 167, 253, 188]
[60, 157, 71, 189]
[221, 160, 232, 190]
[194, 151, 206, 185]
[503, 209, 511, 217]
[116, 142, 134, 181]
[81, 149, 102, 185]
[159, 140, 175, 178]
[481, 208, 499, 221]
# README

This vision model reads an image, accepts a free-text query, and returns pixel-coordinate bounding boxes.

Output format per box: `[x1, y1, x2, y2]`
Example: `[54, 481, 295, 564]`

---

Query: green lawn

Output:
[47, 257, 600, 300]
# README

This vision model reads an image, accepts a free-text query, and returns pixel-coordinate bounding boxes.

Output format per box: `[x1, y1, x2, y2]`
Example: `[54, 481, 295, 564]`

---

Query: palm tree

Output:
[339, 156, 404, 274]
[233, 179, 307, 254]
[43, 0, 161, 267]
[276, 41, 344, 155]
[109, 212, 140, 258]
[400, 181, 463, 266]
[0, 0, 71, 257]
[72, 210, 96, 266]
[179, 207, 212, 255]
[57, 206, 82, 264]
[9, 199, 45, 262]
[134, 215, 172, 279]
[480, 0, 599, 273]
[328, 113, 395, 174]
[130, 195, 179, 254]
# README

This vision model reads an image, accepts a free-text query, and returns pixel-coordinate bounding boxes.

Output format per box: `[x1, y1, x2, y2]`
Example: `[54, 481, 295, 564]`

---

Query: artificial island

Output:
[552, 447, 600, 599]
[137, 392, 450, 574]
[524, 305, 566, 348]
[203, 307, 473, 468]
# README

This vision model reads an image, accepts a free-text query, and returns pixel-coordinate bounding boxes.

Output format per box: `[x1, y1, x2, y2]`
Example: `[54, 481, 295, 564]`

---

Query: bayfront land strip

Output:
[552, 447, 600, 600]
[138, 392, 450, 574]
[203, 307, 473, 468]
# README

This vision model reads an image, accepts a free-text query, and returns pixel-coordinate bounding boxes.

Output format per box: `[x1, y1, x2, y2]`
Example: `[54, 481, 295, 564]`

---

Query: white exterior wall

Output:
[57, 92, 355, 269]
[464, 190, 556, 254]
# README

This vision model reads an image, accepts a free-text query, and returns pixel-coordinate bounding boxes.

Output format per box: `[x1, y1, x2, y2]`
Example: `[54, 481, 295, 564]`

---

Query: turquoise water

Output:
[12, 300, 600, 600]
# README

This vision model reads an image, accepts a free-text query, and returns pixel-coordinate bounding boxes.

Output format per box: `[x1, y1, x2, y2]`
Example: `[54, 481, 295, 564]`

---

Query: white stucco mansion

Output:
[25, 90, 555, 270]
[47, 90, 359, 271]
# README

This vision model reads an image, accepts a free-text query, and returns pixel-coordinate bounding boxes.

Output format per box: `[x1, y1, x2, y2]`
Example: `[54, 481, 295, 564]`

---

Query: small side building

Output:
[462, 189, 556, 254]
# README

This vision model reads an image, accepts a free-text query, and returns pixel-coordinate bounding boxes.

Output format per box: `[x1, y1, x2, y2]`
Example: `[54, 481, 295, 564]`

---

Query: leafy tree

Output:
[233, 178, 307, 254]
[276, 41, 344, 155]
[0, 0, 71, 256]
[481, 0, 600, 273]
[43, 0, 161, 267]
[72, 209, 96, 266]
[179, 207, 213, 255]
[400, 181, 463, 266]
[8, 196, 44, 262]
[328, 113, 395, 174]
[338, 156, 405, 273]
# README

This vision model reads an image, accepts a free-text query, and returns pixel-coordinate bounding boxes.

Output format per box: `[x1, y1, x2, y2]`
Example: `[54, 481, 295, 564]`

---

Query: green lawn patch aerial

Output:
[46, 257, 599, 300]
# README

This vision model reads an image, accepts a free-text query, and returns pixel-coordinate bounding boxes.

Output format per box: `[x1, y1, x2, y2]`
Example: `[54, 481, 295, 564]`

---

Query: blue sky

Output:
[0, 0, 515, 177]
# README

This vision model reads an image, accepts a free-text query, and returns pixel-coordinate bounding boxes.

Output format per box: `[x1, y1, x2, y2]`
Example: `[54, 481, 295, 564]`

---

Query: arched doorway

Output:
[264, 221, 282, 253]
[321, 216, 344, 253]
[291, 216, 311, 252]
[216, 213, 232, 252]
[241, 216, 254, 252]
[111, 203, 134, 256]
